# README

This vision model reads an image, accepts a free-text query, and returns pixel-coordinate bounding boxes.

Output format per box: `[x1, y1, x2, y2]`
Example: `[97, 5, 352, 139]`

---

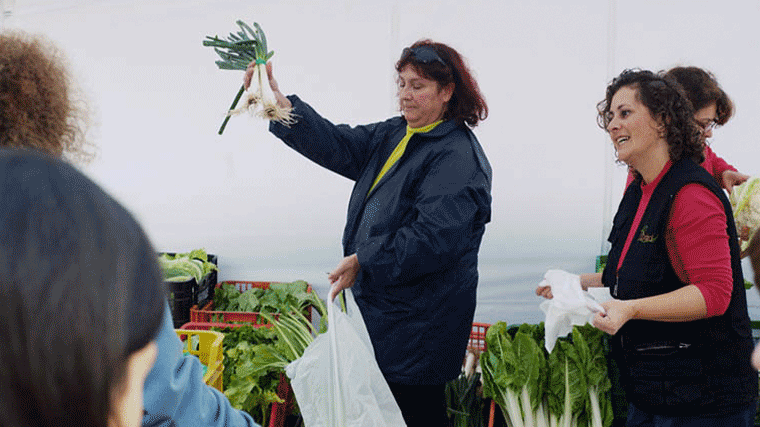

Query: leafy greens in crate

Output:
[214, 280, 325, 318]
[158, 249, 218, 283]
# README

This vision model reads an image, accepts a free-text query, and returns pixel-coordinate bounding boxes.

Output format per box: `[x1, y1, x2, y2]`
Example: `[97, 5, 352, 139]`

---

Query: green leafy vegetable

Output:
[216, 325, 282, 426]
[158, 249, 218, 283]
[204, 20, 294, 134]
[481, 322, 613, 427]
[212, 280, 327, 331]
[481, 322, 524, 427]
[446, 372, 485, 427]
[729, 177, 760, 252]
[572, 327, 614, 427]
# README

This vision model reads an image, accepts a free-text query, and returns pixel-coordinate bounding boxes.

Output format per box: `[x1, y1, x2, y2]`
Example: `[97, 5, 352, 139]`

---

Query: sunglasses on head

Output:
[402, 46, 447, 67]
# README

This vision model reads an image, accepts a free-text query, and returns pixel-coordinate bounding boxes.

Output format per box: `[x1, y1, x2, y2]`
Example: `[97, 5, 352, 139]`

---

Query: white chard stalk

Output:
[463, 351, 477, 379]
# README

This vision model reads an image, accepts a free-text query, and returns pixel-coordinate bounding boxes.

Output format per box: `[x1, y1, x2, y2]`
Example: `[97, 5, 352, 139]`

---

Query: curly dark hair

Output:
[395, 39, 488, 128]
[597, 69, 704, 173]
[665, 66, 733, 126]
[0, 31, 94, 162]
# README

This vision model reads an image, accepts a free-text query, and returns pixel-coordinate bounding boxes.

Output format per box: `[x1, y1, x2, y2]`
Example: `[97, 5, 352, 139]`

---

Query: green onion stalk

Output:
[203, 20, 295, 135]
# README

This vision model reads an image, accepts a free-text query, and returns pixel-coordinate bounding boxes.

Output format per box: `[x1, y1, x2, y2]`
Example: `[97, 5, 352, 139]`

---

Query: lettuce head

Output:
[729, 177, 760, 252]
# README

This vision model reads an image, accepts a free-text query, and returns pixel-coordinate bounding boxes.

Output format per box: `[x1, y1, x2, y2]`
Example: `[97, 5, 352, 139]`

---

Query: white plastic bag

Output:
[285, 289, 406, 427]
[539, 269, 606, 353]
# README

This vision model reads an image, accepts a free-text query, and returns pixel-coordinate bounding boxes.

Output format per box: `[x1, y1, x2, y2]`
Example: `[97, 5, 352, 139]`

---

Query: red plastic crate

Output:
[268, 373, 294, 427]
[468, 322, 490, 353]
[180, 321, 290, 427]
[179, 321, 262, 330]
[465, 323, 497, 427]
[190, 281, 314, 325]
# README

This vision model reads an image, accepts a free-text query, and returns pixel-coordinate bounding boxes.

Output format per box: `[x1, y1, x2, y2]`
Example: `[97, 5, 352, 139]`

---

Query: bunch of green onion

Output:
[204, 20, 295, 135]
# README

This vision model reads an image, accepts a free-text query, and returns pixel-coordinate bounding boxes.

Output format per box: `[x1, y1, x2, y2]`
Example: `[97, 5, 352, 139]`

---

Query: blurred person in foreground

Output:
[0, 29, 258, 427]
[246, 39, 492, 426]
[538, 69, 756, 426]
[0, 30, 94, 161]
[0, 150, 163, 427]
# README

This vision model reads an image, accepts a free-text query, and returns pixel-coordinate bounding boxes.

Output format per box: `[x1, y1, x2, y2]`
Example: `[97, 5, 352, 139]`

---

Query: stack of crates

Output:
[190, 281, 313, 324]
[187, 280, 316, 427]
[164, 253, 218, 328]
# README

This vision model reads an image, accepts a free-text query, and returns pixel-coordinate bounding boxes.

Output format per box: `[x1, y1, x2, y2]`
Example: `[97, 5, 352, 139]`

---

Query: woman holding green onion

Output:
[248, 40, 492, 426]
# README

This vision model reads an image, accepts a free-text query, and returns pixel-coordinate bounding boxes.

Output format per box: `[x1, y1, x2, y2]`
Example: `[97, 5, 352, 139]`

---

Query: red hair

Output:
[396, 39, 488, 128]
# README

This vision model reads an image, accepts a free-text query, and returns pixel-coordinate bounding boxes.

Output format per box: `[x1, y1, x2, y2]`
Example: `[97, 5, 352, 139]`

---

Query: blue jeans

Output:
[626, 403, 756, 427]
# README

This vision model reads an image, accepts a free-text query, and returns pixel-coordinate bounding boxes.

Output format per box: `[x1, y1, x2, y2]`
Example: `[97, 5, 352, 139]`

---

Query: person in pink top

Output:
[625, 66, 749, 193]
[538, 69, 757, 426]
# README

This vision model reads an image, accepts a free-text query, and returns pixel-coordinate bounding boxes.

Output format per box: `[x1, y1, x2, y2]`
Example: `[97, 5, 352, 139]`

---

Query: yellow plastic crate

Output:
[175, 328, 224, 392]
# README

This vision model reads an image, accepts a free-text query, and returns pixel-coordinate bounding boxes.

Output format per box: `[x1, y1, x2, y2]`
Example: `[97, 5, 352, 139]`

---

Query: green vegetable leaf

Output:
[215, 325, 283, 425]
[213, 283, 241, 311]
[238, 290, 262, 312]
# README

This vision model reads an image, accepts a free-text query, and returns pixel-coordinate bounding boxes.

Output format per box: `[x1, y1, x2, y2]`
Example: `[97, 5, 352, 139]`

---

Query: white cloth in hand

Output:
[539, 269, 605, 353]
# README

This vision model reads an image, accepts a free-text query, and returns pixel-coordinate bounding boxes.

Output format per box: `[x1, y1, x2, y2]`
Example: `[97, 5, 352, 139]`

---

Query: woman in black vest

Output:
[585, 70, 754, 426]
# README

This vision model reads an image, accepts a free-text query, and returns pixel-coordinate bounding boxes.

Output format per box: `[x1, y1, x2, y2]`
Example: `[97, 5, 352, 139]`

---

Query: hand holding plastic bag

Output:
[539, 269, 605, 353]
[285, 289, 406, 427]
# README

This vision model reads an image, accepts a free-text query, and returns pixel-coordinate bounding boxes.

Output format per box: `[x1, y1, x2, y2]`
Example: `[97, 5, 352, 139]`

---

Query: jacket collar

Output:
[402, 117, 459, 139]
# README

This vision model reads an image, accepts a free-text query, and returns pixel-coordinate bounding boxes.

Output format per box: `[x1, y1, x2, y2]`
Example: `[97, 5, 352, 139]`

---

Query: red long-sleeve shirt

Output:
[617, 161, 733, 317]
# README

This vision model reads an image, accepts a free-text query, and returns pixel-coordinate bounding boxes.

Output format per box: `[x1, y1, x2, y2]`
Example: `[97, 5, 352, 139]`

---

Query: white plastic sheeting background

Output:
[4, 0, 760, 322]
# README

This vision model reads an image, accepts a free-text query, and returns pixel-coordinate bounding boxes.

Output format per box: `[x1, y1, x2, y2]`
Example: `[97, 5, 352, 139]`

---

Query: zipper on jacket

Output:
[634, 342, 691, 353]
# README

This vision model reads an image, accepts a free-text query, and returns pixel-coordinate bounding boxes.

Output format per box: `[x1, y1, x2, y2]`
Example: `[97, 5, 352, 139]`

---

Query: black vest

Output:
[602, 158, 757, 416]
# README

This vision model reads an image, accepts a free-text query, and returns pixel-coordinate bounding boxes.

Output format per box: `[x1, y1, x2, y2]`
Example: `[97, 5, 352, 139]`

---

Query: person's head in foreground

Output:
[395, 39, 488, 129]
[0, 150, 164, 427]
[597, 69, 703, 181]
[0, 30, 94, 162]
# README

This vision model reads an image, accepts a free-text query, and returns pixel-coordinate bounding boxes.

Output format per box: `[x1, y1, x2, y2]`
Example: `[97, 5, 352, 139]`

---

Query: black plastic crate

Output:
[196, 275, 213, 309]
[160, 252, 218, 306]
[167, 282, 194, 328]
[201, 254, 218, 306]
[167, 276, 195, 299]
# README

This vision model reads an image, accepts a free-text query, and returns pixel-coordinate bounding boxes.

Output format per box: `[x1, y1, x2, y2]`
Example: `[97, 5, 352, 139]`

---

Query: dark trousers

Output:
[387, 382, 449, 427]
[626, 403, 757, 427]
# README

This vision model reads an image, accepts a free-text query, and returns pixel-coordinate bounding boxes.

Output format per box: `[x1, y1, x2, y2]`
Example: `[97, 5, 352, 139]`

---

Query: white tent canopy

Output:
[3, 0, 759, 322]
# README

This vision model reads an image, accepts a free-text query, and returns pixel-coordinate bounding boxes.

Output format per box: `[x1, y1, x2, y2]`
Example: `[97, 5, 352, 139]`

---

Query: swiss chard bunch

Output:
[481, 322, 613, 427]
[481, 322, 549, 427]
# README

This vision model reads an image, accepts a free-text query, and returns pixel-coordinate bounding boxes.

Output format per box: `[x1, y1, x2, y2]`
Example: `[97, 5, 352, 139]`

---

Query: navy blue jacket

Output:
[270, 95, 492, 384]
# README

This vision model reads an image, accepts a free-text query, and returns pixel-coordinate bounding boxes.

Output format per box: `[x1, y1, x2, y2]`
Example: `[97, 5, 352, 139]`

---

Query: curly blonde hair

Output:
[0, 31, 94, 162]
